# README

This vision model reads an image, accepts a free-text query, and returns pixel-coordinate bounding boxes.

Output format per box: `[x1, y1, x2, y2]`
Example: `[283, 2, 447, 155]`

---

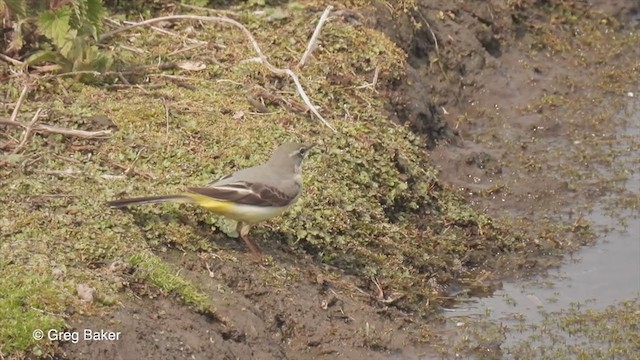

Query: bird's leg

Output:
[236, 222, 262, 257]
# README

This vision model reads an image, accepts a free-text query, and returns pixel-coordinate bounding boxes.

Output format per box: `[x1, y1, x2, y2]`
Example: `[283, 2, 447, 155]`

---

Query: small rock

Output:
[88, 114, 117, 129]
[109, 260, 128, 273]
[77, 283, 96, 303]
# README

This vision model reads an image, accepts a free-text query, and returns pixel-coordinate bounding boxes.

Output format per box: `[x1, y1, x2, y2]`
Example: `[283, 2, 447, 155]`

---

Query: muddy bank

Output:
[373, 0, 639, 220]
[60, 251, 435, 359]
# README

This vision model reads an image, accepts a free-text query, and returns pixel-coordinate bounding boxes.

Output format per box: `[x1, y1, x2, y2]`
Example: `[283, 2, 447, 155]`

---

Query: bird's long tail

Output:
[107, 195, 191, 208]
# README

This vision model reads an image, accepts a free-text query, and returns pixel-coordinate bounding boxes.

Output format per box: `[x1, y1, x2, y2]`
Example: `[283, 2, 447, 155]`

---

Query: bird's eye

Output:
[299, 148, 306, 155]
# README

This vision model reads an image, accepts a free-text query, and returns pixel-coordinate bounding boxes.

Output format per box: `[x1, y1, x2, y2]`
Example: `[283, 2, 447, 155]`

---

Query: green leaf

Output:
[88, 53, 112, 73]
[25, 49, 59, 65]
[2, 0, 26, 18]
[37, 8, 72, 49]
[26, 49, 72, 72]
[86, 0, 105, 36]
[65, 0, 104, 39]
[68, 0, 85, 30]
[58, 29, 78, 57]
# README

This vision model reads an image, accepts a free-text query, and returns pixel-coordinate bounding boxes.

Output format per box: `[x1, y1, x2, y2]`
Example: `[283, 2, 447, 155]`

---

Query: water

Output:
[445, 94, 640, 353]
[450, 204, 639, 319]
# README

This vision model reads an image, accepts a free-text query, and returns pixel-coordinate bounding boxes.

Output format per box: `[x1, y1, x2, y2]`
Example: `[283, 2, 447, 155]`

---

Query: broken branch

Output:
[13, 108, 42, 154]
[10, 86, 29, 122]
[298, 6, 333, 68]
[0, 117, 112, 139]
[0, 53, 24, 66]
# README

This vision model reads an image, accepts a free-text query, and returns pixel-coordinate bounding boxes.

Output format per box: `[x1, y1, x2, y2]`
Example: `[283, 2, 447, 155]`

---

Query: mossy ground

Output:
[1, 0, 638, 358]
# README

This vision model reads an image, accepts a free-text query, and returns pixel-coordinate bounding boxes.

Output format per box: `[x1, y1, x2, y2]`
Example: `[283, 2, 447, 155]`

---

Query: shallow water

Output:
[449, 204, 639, 320]
[446, 94, 640, 350]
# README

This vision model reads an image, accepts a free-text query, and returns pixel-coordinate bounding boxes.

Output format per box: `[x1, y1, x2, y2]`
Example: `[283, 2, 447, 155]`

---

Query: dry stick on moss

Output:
[355, 66, 380, 90]
[13, 108, 42, 154]
[298, 5, 333, 69]
[0, 117, 112, 139]
[44, 64, 164, 79]
[121, 19, 208, 45]
[10, 86, 29, 122]
[99, 14, 337, 133]
[150, 73, 202, 82]
[168, 42, 207, 56]
[163, 98, 170, 134]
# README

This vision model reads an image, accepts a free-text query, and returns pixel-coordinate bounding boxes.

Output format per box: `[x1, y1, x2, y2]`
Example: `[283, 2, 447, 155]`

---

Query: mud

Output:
[377, 0, 639, 218]
[60, 250, 435, 359]
[57, 0, 639, 359]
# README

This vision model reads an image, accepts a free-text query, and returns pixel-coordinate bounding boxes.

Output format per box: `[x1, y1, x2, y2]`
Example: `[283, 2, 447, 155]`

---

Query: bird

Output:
[107, 142, 315, 257]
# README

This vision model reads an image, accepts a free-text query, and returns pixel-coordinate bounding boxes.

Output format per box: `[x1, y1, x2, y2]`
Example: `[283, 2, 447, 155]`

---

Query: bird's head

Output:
[268, 142, 316, 173]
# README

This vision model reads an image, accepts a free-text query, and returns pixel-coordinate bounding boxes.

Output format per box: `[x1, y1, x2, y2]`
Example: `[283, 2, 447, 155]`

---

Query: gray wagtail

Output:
[107, 142, 315, 256]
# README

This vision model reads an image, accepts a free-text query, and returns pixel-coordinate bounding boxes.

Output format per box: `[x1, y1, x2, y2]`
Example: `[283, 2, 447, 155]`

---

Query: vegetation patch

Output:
[446, 299, 640, 359]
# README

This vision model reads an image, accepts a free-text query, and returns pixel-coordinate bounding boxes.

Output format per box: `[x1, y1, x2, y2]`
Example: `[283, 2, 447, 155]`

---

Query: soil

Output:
[60, 250, 435, 359]
[376, 0, 639, 217]
[55, 1, 639, 359]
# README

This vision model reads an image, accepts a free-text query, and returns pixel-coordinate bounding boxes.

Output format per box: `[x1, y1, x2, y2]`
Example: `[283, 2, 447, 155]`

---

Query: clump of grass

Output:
[129, 252, 215, 315]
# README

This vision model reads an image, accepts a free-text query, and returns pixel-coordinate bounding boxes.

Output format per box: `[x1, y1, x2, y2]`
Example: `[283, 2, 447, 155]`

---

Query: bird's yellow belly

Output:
[186, 193, 290, 224]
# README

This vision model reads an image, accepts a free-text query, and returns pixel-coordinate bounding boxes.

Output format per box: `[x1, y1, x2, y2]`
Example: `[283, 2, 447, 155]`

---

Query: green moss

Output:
[129, 252, 215, 314]
[0, 263, 67, 355]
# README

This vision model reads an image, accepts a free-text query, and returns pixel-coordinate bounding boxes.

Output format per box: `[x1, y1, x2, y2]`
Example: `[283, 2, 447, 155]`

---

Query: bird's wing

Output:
[188, 181, 296, 207]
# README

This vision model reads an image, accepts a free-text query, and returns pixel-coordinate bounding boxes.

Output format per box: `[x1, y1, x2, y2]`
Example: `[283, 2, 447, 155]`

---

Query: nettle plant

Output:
[1, 0, 112, 72]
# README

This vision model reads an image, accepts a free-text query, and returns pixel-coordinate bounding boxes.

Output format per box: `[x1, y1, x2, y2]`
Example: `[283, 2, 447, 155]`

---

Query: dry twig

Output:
[298, 6, 333, 68]
[168, 42, 207, 56]
[0, 53, 24, 66]
[163, 99, 170, 133]
[355, 66, 380, 90]
[418, 12, 449, 80]
[13, 108, 42, 153]
[10, 86, 29, 122]
[122, 19, 208, 45]
[99, 14, 337, 132]
[150, 73, 202, 82]
[119, 44, 147, 54]
[0, 117, 112, 139]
